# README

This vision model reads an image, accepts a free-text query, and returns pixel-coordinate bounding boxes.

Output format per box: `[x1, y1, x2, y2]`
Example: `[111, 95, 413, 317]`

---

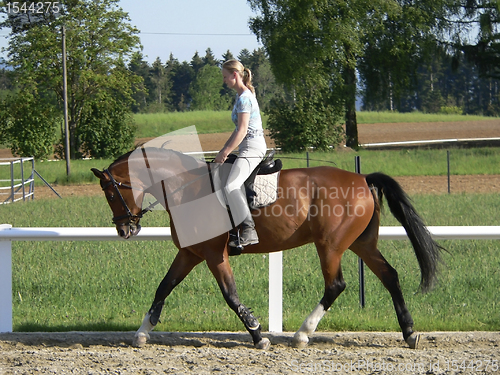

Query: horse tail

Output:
[365, 172, 443, 292]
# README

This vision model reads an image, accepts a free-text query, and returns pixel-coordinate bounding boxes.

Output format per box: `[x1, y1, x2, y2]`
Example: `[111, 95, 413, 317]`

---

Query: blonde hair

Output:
[222, 59, 255, 94]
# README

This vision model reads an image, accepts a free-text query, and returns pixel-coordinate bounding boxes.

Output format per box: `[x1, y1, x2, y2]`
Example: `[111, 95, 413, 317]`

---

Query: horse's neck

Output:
[130, 148, 207, 208]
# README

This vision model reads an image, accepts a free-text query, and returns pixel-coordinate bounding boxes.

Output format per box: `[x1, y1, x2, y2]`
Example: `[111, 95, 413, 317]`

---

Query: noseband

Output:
[101, 169, 159, 225]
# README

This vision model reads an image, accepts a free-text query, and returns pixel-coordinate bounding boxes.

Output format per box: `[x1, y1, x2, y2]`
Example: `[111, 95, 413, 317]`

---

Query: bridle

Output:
[101, 169, 160, 225]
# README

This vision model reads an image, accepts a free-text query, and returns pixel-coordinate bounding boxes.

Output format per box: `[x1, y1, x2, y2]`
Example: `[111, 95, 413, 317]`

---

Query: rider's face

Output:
[222, 68, 237, 89]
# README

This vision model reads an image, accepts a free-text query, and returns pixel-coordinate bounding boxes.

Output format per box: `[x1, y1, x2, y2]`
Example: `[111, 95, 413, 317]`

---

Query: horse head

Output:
[92, 148, 208, 240]
[91, 158, 145, 239]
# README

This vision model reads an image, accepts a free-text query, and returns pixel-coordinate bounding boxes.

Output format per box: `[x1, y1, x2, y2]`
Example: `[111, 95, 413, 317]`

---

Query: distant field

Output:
[133, 111, 239, 138]
[355, 111, 492, 124]
[132, 111, 494, 138]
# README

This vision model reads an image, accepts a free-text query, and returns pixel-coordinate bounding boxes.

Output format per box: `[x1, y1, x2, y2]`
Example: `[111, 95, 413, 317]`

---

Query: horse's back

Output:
[248, 166, 375, 253]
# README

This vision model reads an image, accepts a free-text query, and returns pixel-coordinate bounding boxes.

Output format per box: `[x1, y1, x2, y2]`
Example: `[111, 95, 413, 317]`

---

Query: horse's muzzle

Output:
[116, 222, 142, 239]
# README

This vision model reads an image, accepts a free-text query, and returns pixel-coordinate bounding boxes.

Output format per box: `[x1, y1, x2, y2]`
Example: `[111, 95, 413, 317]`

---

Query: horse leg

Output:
[350, 240, 419, 349]
[292, 245, 346, 348]
[133, 249, 203, 347]
[205, 253, 271, 350]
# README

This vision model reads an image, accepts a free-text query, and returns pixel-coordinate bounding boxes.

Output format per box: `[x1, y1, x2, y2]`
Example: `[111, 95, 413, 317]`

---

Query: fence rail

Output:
[1, 224, 500, 333]
[0, 158, 35, 204]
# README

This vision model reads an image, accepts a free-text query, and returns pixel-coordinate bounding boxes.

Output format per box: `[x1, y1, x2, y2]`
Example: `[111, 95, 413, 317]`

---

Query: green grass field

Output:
[2, 192, 499, 333]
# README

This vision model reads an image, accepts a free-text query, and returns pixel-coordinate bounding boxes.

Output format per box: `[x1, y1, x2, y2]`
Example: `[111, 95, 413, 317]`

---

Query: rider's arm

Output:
[214, 112, 250, 163]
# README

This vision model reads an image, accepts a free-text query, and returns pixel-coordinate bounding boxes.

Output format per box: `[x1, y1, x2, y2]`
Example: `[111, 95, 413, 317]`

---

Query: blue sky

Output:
[119, 0, 262, 63]
[0, 0, 262, 64]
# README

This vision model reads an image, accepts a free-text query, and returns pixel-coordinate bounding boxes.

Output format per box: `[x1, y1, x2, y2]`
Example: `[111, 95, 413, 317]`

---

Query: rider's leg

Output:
[225, 139, 265, 247]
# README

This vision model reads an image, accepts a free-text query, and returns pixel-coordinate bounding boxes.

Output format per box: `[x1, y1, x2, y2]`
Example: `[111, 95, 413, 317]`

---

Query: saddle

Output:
[223, 150, 282, 209]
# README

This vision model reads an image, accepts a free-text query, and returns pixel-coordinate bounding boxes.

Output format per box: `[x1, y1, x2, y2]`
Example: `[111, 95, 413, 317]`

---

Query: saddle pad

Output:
[250, 171, 280, 209]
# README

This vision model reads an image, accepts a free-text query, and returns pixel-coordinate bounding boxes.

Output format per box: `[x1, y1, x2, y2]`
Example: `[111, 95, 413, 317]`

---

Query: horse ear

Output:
[91, 168, 106, 180]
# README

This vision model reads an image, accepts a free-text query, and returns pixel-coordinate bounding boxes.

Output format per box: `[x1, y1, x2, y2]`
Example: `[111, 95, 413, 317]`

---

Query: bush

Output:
[75, 96, 136, 159]
[1, 90, 59, 160]
[267, 93, 344, 153]
[439, 106, 464, 115]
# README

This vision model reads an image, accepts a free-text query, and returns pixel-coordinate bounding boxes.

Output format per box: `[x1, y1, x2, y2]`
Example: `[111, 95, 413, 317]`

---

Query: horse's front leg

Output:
[133, 249, 203, 347]
[206, 250, 271, 350]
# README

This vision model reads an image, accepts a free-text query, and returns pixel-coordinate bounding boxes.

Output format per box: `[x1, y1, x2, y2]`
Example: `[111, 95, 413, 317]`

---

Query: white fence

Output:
[0, 158, 35, 204]
[1, 224, 500, 333]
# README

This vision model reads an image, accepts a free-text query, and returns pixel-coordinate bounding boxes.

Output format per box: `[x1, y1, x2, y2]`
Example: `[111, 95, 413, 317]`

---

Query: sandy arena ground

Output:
[1, 120, 499, 374]
[0, 331, 499, 374]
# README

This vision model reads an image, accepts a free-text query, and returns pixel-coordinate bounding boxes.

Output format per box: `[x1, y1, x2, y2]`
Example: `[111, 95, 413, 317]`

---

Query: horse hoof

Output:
[292, 332, 309, 349]
[132, 333, 149, 348]
[406, 332, 420, 349]
[255, 337, 271, 350]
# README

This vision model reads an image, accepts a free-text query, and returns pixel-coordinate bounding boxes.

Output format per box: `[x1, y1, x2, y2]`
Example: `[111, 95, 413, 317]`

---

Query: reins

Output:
[102, 169, 161, 224]
[102, 165, 211, 224]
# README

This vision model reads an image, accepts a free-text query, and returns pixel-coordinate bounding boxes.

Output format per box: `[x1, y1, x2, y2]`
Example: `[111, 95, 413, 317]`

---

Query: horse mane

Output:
[111, 149, 135, 165]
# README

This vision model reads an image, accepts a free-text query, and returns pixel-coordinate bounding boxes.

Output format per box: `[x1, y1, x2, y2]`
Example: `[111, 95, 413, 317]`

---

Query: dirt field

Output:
[0, 331, 499, 374]
[1, 120, 499, 374]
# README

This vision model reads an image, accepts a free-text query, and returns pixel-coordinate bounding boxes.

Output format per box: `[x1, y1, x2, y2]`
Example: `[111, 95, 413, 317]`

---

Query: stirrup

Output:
[229, 230, 244, 256]
[230, 228, 259, 247]
[228, 228, 259, 254]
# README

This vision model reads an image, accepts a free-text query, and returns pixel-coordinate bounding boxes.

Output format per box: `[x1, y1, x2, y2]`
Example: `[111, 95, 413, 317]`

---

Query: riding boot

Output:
[226, 188, 259, 247]
[232, 212, 259, 247]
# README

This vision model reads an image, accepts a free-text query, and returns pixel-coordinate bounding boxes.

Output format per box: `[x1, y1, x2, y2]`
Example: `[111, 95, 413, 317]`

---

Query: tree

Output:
[150, 57, 171, 111]
[190, 52, 204, 74]
[0, 0, 142, 159]
[449, 0, 500, 80]
[128, 52, 151, 113]
[267, 89, 344, 152]
[249, 0, 450, 149]
[168, 57, 194, 111]
[249, 0, 363, 149]
[203, 48, 219, 67]
[0, 87, 60, 159]
[189, 65, 230, 110]
[222, 50, 235, 64]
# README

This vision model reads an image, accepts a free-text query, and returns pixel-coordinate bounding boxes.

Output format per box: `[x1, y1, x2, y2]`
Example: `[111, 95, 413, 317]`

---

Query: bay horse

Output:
[91, 147, 442, 350]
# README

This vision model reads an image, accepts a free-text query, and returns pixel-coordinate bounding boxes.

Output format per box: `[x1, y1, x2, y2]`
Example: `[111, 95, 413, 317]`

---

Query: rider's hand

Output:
[214, 150, 228, 163]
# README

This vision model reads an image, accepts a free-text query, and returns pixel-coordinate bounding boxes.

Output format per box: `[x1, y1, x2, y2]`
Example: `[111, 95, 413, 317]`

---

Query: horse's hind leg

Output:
[133, 249, 203, 347]
[205, 252, 271, 350]
[350, 239, 419, 349]
[292, 245, 346, 348]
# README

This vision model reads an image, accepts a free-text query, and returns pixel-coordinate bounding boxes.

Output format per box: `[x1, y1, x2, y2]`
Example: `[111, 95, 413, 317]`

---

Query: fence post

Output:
[10, 161, 14, 203]
[0, 224, 13, 332]
[268, 251, 283, 332]
[447, 150, 451, 194]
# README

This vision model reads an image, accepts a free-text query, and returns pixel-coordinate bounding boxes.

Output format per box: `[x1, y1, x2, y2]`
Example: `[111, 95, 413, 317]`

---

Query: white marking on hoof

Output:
[255, 337, 271, 350]
[133, 313, 155, 348]
[292, 332, 309, 349]
[292, 303, 326, 349]
[132, 332, 149, 348]
[406, 332, 420, 349]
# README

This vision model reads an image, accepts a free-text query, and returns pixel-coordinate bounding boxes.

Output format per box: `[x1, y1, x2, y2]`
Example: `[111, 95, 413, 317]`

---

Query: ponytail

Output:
[243, 68, 255, 95]
[223, 59, 255, 95]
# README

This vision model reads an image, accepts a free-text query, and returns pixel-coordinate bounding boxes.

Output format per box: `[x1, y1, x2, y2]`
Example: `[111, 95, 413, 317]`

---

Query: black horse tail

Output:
[366, 172, 443, 292]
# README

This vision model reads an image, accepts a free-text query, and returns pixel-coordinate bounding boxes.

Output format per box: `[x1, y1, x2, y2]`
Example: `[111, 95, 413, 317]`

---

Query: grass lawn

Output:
[2, 193, 499, 332]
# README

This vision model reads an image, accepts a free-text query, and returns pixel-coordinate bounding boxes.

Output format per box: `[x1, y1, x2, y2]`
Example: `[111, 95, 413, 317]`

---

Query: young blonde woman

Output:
[215, 60, 267, 247]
